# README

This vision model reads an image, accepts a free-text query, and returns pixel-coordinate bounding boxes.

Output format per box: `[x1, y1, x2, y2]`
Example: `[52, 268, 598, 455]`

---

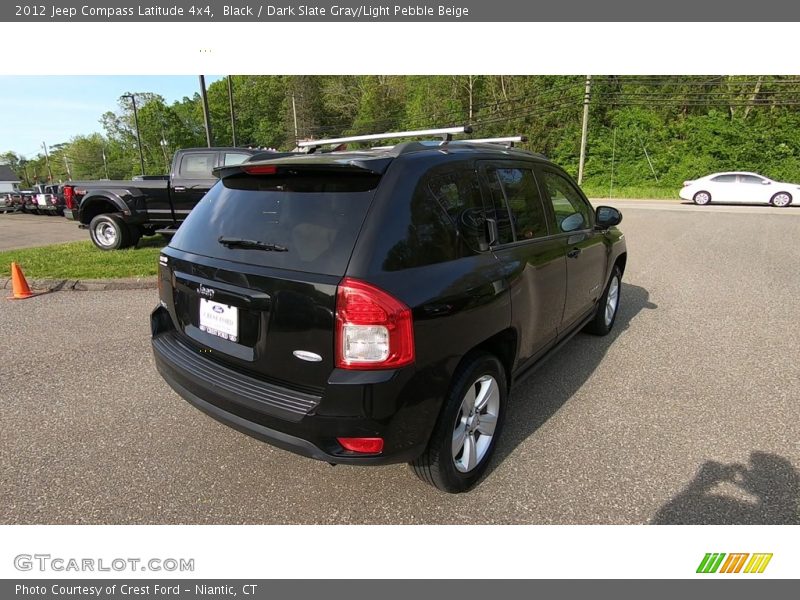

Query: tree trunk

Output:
[743, 75, 764, 120]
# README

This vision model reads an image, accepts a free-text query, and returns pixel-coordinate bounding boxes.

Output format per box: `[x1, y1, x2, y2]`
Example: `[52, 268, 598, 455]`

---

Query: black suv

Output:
[151, 137, 626, 493]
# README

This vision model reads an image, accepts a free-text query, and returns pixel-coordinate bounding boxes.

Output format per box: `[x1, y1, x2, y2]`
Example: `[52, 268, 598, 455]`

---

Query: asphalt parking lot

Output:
[0, 212, 85, 250]
[1, 201, 798, 524]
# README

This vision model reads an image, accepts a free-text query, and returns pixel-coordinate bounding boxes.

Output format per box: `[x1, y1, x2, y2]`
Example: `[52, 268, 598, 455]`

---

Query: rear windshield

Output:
[169, 171, 379, 276]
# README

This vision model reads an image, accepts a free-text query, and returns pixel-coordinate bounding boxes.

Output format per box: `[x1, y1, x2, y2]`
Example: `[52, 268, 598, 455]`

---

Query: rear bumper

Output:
[63, 208, 79, 221]
[151, 308, 436, 465]
[155, 356, 358, 463]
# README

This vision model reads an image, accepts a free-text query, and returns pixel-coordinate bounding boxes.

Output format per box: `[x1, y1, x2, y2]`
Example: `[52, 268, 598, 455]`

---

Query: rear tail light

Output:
[335, 277, 414, 370]
[63, 186, 75, 209]
[242, 165, 278, 175]
[337, 437, 384, 454]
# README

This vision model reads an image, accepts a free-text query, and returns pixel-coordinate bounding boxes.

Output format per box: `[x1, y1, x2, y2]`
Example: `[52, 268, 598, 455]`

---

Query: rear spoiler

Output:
[214, 154, 394, 179]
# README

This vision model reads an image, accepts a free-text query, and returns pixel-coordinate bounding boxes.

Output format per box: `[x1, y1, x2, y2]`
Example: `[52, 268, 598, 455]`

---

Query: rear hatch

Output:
[158, 156, 390, 392]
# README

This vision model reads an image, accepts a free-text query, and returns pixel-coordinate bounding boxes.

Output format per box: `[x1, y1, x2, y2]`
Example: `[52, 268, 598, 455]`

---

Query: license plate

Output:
[199, 298, 239, 342]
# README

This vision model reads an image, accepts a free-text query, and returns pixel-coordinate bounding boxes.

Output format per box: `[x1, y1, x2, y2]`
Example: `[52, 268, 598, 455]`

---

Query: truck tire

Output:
[89, 214, 134, 251]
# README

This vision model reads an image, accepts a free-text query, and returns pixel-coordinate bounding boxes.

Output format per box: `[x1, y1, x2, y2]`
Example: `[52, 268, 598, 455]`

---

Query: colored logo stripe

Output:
[744, 553, 773, 574]
[697, 553, 772, 574]
[719, 553, 749, 573]
[697, 553, 726, 573]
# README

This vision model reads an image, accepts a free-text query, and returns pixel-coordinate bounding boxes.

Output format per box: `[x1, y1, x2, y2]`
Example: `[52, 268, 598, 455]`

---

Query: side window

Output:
[427, 168, 487, 253]
[179, 153, 216, 178]
[224, 152, 252, 166]
[382, 165, 486, 271]
[541, 171, 592, 233]
[739, 175, 764, 184]
[711, 174, 737, 183]
[484, 167, 549, 243]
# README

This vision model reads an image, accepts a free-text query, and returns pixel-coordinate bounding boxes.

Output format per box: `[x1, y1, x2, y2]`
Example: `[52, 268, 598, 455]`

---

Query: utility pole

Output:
[41, 142, 53, 183]
[291, 94, 299, 144]
[122, 93, 145, 176]
[199, 75, 213, 147]
[63, 155, 72, 180]
[227, 75, 237, 146]
[577, 74, 592, 185]
[609, 128, 616, 199]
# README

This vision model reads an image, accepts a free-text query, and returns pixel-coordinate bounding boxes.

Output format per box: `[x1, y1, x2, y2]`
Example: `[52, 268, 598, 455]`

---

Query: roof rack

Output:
[454, 136, 528, 148]
[298, 126, 472, 152]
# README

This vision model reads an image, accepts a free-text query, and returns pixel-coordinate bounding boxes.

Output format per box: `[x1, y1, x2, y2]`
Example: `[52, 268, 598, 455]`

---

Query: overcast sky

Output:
[0, 75, 223, 158]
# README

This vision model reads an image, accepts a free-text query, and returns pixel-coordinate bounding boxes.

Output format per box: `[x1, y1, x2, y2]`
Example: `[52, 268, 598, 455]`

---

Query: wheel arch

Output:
[79, 194, 127, 225]
[458, 328, 518, 393]
[771, 191, 793, 205]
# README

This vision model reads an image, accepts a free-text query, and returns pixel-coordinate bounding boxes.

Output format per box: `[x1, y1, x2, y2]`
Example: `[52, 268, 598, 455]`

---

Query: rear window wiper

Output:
[218, 236, 288, 252]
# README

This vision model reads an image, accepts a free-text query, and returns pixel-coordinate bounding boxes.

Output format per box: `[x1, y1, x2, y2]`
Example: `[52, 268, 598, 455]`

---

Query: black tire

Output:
[88, 213, 133, 251]
[410, 352, 507, 493]
[770, 192, 792, 207]
[693, 191, 711, 205]
[584, 265, 622, 336]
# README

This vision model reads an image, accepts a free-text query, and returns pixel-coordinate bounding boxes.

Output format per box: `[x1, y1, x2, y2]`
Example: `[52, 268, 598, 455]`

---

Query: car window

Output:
[382, 165, 486, 271]
[171, 171, 379, 277]
[484, 167, 549, 243]
[179, 153, 216, 178]
[711, 174, 737, 183]
[224, 152, 252, 166]
[541, 171, 592, 232]
[739, 175, 765, 184]
[426, 167, 487, 253]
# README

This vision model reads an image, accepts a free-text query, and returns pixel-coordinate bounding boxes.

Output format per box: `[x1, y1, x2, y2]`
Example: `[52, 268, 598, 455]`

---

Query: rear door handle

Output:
[567, 247, 582, 259]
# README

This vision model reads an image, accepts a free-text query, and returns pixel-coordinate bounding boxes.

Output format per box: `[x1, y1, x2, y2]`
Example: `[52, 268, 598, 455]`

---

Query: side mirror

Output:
[595, 206, 622, 229]
[762, 180, 772, 185]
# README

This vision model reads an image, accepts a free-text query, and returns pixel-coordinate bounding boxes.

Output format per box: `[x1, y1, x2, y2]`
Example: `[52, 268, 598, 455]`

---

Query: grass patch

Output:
[0, 236, 166, 279]
[582, 186, 681, 200]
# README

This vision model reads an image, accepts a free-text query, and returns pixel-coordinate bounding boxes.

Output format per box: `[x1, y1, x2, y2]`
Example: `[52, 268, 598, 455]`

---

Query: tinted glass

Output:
[494, 168, 549, 241]
[383, 166, 486, 271]
[739, 175, 764, 184]
[711, 174, 737, 183]
[224, 153, 253, 166]
[179, 153, 216, 178]
[170, 172, 379, 276]
[428, 167, 487, 253]
[483, 169, 515, 245]
[541, 171, 592, 232]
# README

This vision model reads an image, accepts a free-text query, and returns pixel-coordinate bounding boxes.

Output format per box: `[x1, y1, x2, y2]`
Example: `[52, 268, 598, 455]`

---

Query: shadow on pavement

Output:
[651, 452, 800, 524]
[489, 282, 657, 473]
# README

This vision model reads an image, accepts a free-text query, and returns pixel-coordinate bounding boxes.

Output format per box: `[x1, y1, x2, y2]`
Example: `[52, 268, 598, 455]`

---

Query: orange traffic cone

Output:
[8, 262, 35, 299]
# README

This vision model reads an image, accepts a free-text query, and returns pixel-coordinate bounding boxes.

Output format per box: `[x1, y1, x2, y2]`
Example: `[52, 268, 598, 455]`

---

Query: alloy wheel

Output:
[452, 374, 500, 473]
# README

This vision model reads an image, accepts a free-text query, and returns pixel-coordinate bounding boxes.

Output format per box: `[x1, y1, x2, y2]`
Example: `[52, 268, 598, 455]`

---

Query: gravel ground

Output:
[0, 212, 85, 250]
